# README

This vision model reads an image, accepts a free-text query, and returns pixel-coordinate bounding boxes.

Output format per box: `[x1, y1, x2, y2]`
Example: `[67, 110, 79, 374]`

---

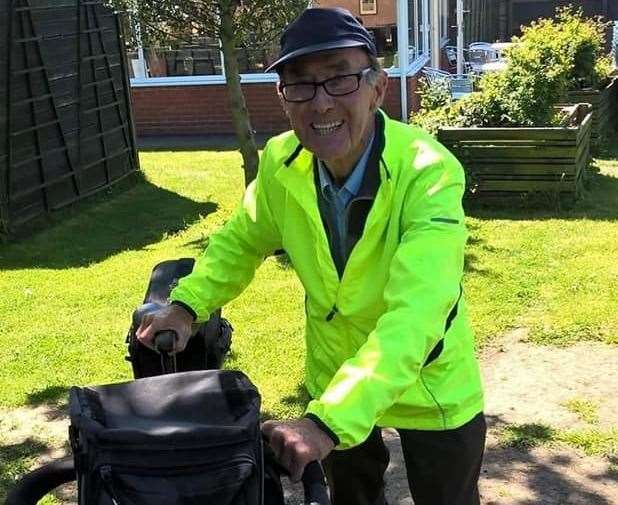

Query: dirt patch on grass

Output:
[0, 404, 70, 461]
[480, 443, 616, 505]
[2, 329, 617, 504]
[284, 329, 618, 504]
[482, 328, 618, 430]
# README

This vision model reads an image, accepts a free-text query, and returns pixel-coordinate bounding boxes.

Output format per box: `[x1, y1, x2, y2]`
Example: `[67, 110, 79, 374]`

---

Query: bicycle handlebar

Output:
[153, 329, 177, 354]
[5, 457, 330, 505]
[5, 456, 74, 505]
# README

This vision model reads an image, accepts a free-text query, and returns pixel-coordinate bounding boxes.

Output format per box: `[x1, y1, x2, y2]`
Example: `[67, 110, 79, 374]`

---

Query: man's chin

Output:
[305, 137, 347, 163]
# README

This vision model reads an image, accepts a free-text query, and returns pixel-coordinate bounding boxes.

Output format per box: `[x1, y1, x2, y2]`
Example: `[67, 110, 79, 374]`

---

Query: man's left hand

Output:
[262, 418, 335, 482]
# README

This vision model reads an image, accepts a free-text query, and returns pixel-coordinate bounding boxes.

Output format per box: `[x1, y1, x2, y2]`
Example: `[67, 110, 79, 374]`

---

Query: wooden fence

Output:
[0, 0, 139, 237]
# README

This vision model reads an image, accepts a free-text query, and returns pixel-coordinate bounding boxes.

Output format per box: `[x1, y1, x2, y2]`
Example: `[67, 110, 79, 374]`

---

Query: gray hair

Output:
[365, 53, 383, 87]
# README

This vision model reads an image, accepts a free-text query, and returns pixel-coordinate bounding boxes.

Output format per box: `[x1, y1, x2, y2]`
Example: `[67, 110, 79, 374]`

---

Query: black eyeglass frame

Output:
[279, 67, 373, 103]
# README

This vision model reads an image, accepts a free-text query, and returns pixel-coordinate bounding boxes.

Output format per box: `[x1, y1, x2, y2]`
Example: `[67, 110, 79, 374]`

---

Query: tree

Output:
[109, 0, 307, 186]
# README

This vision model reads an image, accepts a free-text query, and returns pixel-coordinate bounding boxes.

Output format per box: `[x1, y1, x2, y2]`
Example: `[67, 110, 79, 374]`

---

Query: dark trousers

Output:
[322, 412, 486, 505]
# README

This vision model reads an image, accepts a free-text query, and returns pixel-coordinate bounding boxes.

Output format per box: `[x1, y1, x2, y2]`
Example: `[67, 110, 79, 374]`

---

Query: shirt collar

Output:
[317, 132, 375, 199]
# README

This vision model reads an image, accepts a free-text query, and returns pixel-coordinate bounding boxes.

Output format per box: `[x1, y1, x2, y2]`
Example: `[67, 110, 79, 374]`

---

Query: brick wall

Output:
[320, 0, 397, 28]
[132, 83, 285, 136]
[407, 73, 421, 118]
[132, 76, 412, 136]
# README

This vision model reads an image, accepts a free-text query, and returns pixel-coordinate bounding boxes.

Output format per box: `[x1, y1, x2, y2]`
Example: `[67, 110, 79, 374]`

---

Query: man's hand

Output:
[262, 418, 335, 482]
[136, 304, 194, 353]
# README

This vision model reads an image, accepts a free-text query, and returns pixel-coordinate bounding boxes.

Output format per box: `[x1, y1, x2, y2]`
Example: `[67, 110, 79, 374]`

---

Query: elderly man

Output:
[138, 7, 485, 505]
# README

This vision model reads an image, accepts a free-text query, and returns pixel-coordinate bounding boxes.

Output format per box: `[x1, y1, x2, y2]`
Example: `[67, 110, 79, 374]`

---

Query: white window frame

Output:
[359, 0, 377, 15]
[441, 0, 449, 43]
[422, 0, 430, 56]
[128, 1, 431, 90]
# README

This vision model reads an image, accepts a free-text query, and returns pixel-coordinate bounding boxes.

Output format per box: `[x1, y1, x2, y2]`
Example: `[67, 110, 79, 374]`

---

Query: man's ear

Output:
[276, 81, 283, 101]
[371, 70, 388, 112]
[276, 82, 289, 116]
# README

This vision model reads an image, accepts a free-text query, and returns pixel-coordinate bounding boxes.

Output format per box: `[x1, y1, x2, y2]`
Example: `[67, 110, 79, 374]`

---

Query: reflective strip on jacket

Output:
[170, 110, 484, 449]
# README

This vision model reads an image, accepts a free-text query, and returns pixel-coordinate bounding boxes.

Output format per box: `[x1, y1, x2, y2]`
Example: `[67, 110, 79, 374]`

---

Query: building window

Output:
[360, 0, 377, 15]
[408, 0, 429, 59]
[441, 0, 448, 39]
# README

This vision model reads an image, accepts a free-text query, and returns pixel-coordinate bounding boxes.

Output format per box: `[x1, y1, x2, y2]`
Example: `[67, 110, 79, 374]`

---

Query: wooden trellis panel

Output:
[0, 0, 138, 237]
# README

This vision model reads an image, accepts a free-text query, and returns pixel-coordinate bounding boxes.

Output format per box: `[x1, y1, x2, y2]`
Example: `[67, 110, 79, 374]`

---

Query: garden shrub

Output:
[410, 6, 612, 132]
[517, 6, 612, 90]
[415, 77, 451, 111]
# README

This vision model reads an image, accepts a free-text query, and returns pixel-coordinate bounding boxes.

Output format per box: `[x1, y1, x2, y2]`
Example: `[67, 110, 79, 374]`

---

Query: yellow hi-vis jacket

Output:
[170, 111, 484, 449]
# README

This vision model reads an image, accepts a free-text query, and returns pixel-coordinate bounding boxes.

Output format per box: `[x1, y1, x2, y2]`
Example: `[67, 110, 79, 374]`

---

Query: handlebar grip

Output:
[301, 461, 330, 505]
[154, 330, 177, 354]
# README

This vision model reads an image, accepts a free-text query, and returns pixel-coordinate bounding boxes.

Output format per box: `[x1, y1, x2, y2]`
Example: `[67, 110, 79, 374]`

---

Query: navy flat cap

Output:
[265, 7, 377, 72]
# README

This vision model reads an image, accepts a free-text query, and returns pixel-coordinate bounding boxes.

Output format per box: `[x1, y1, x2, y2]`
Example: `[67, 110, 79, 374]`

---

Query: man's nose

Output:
[311, 84, 335, 113]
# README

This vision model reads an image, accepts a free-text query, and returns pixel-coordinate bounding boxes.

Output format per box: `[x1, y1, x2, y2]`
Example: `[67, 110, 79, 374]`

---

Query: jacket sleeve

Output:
[305, 146, 468, 448]
[169, 145, 282, 322]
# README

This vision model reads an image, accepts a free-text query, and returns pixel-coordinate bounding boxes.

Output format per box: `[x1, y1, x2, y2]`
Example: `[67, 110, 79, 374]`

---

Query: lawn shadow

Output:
[137, 133, 272, 152]
[465, 152, 618, 222]
[0, 177, 217, 270]
[0, 438, 52, 502]
[272, 250, 293, 270]
[481, 414, 617, 505]
[0, 397, 73, 502]
[279, 383, 311, 410]
[182, 235, 210, 252]
[26, 386, 70, 407]
[464, 222, 494, 277]
[260, 383, 310, 422]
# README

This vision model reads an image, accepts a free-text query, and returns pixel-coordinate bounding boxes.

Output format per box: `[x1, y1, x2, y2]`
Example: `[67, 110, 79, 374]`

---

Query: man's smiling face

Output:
[279, 48, 387, 180]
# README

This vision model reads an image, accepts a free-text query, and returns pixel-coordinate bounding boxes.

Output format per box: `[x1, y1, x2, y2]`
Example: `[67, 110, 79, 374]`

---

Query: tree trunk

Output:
[219, 5, 259, 187]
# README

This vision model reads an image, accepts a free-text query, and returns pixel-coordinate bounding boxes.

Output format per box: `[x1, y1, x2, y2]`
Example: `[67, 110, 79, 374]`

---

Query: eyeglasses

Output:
[279, 68, 373, 103]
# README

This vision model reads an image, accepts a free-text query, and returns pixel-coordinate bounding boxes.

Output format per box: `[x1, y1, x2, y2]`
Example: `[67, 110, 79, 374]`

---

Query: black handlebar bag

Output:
[68, 370, 263, 505]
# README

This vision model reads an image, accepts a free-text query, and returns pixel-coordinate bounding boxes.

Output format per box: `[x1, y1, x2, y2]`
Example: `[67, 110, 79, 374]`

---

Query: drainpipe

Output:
[131, 11, 147, 78]
[431, 0, 441, 68]
[396, 0, 409, 121]
[456, 0, 464, 74]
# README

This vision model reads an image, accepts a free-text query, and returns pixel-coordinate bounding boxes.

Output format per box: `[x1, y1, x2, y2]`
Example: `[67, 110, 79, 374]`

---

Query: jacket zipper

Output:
[328, 162, 392, 321]
[96, 434, 254, 452]
[99, 456, 255, 478]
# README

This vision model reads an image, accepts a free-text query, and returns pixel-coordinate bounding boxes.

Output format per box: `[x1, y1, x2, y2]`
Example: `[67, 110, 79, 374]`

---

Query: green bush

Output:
[415, 77, 451, 110]
[410, 78, 459, 134]
[517, 6, 612, 90]
[410, 6, 612, 132]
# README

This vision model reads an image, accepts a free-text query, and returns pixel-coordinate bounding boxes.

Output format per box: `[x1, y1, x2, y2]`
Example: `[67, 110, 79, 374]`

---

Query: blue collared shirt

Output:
[317, 133, 374, 273]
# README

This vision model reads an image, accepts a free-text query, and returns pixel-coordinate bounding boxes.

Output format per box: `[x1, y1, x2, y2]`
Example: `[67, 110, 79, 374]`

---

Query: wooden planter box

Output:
[566, 77, 618, 143]
[437, 104, 593, 198]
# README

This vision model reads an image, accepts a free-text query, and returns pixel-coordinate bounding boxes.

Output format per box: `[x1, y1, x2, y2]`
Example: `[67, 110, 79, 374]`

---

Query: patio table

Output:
[477, 60, 508, 73]
[490, 42, 516, 59]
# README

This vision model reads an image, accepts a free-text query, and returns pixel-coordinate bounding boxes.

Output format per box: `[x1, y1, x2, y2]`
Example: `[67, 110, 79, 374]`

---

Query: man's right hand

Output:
[136, 304, 194, 354]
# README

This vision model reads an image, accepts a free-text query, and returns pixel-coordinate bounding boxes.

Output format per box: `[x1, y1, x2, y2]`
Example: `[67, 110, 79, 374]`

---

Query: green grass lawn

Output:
[0, 138, 617, 500]
[1, 143, 617, 410]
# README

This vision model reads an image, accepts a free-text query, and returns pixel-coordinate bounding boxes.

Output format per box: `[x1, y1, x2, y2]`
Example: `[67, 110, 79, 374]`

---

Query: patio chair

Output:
[421, 66, 452, 83]
[450, 74, 476, 100]
[421, 67, 476, 101]
[445, 46, 473, 72]
[468, 47, 499, 73]
[445, 45, 458, 67]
